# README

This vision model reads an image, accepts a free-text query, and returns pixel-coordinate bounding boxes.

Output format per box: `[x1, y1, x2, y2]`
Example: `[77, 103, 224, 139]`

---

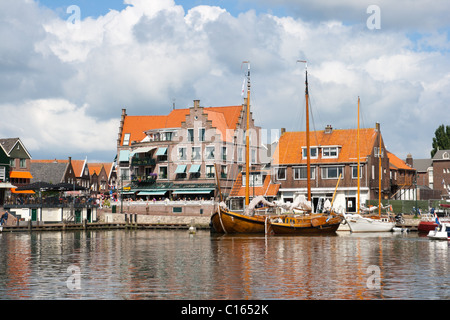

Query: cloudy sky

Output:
[1, 0, 449, 163]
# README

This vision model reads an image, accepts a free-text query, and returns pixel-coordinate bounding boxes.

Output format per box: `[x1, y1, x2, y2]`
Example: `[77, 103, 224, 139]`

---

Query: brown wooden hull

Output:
[269, 214, 343, 235]
[210, 208, 268, 234]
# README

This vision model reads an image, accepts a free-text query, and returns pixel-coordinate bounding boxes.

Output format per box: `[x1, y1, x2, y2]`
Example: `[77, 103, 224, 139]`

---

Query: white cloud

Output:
[0, 0, 449, 162]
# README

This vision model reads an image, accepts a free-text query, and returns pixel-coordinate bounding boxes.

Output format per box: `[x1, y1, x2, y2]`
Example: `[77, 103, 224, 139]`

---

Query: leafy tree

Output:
[431, 124, 450, 157]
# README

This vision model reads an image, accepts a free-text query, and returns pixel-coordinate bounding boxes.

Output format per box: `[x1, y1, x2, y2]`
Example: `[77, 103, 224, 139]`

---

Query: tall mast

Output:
[243, 61, 251, 207]
[298, 60, 311, 202]
[378, 124, 382, 217]
[357, 97, 360, 215]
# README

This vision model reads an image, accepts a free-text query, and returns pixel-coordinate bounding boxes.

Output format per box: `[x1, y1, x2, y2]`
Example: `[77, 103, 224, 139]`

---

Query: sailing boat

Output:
[343, 97, 395, 232]
[210, 62, 275, 234]
[267, 61, 343, 235]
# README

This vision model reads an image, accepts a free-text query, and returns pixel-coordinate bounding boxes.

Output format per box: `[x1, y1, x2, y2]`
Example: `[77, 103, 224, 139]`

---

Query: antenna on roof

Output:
[172, 98, 176, 110]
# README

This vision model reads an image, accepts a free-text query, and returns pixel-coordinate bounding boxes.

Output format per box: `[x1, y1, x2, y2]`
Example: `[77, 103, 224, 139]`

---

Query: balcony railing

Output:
[131, 158, 156, 166]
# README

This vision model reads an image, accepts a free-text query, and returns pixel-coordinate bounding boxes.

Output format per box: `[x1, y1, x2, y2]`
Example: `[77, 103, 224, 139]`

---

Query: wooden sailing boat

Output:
[210, 62, 273, 234]
[344, 97, 395, 232]
[268, 61, 343, 235]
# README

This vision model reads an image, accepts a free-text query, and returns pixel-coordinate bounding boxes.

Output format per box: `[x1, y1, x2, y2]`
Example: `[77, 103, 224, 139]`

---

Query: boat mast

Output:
[243, 61, 251, 207]
[357, 97, 360, 215]
[298, 60, 311, 202]
[378, 124, 382, 217]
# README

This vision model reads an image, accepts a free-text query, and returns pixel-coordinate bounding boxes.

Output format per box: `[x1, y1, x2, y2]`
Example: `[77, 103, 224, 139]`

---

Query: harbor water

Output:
[0, 229, 448, 300]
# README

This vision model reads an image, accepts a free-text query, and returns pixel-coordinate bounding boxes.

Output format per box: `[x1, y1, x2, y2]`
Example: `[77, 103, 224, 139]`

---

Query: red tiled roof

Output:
[387, 151, 415, 171]
[120, 105, 243, 145]
[273, 128, 378, 165]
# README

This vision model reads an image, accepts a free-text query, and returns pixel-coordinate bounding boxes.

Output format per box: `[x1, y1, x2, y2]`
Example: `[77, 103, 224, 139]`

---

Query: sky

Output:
[1, 0, 450, 163]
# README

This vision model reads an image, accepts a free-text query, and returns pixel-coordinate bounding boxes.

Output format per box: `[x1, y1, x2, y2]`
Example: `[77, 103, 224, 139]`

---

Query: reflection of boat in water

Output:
[427, 223, 450, 240]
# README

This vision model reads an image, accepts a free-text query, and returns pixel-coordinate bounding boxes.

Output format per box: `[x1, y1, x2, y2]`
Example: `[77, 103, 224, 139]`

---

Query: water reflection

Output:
[0, 230, 448, 300]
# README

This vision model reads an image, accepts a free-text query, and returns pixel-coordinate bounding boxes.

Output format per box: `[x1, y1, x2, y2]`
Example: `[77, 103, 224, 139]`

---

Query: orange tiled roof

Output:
[120, 105, 243, 145]
[387, 151, 415, 171]
[229, 171, 280, 198]
[272, 128, 378, 165]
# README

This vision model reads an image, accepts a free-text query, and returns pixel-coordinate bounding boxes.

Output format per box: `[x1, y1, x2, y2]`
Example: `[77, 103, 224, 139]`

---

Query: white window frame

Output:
[275, 167, 287, 180]
[302, 147, 318, 159]
[205, 146, 215, 160]
[322, 146, 339, 159]
[321, 166, 344, 179]
[191, 146, 201, 161]
[123, 133, 131, 146]
[293, 166, 315, 180]
[178, 147, 187, 161]
[198, 128, 205, 142]
[351, 165, 363, 179]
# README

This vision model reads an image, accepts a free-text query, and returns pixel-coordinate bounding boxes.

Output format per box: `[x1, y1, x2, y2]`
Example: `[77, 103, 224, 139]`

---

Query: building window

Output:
[206, 165, 215, 178]
[123, 133, 130, 146]
[221, 165, 227, 179]
[192, 147, 201, 161]
[199, 128, 205, 142]
[188, 129, 194, 142]
[205, 146, 215, 160]
[238, 147, 243, 162]
[10, 158, 15, 168]
[374, 147, 384, 158]
[20, 159, 26, 168]
[322, 147, 339, 158]
[276, 167, 286, 180]
[222, 146, 227, 161]
[351, 165, 363, 179]
[251, 149, 256, 164]
[178, 147, 187, 161]
[302, 147, 318, 159]
[159, 166, 167, 179]
[321, 166, 344, 179]
[0, 167, 5, 181]
[293, 166, 315, 180]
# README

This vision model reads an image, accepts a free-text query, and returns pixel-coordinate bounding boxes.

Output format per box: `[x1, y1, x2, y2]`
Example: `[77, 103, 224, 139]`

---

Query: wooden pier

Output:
[0, 221, 210, 233]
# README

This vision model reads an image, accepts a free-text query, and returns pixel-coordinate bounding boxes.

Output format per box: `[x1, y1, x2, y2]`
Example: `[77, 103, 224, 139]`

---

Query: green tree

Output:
[431, 124, 450, 157]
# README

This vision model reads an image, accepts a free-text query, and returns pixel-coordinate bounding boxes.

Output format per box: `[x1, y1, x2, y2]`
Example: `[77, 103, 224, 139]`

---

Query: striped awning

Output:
[155, 147, 168, 156]
[188, 164, 201, 173]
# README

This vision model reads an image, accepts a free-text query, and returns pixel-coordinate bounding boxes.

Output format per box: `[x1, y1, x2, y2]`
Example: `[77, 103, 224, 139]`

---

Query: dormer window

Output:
[123, 133, 131, 146]
[443, 152, 449, 160]
[322, 146, 339, 158]
[302, 147, 318, 159]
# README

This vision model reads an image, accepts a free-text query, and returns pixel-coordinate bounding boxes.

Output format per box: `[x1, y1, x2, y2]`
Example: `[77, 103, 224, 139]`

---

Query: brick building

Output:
[116, 99, 261, 200]
[271, 123, 410, 213]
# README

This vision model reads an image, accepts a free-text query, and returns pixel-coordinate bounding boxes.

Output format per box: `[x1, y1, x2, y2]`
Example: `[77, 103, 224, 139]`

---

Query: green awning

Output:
[118, 150, 130, 162]
[172, 188, 214, 195]
[174, 165, 187, 173]
[155, 147, 167, 156]
[138, 190, 167, 196]
[189, 164, 201, 173]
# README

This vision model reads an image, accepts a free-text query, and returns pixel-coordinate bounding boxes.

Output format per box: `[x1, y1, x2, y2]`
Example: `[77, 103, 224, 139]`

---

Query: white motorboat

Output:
[344, 214, 395, 233]
[427, 223, 450, 240]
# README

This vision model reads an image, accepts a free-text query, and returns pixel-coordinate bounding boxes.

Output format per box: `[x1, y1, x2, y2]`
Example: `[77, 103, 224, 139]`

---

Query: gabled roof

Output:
[0, 138, 32, 159]
[30, 162, 69, 184]
[387, 151, 415, 171]
[273, 128, 378, 165]
[120, 105, 243, 145]
[31, 159, 88, 178]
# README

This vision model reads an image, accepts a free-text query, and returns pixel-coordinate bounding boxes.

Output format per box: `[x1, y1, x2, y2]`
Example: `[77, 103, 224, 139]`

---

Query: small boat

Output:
[427, 223, 450, 240]
[343, 97, 394, 233]
[210, 62, 274, 234]
[344, 214, 394, 232]
[418, 205, 450, 233]
[268, 61, 343, 235]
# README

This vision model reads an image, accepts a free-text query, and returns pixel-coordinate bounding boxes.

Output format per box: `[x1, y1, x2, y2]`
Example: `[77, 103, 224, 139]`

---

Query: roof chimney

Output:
[376, 122, 380, 132]
[325, 125, 333, 134]
[406, 153, 413, 167]
[281, 128, 286, 136]
[193, 100, 200, 109]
